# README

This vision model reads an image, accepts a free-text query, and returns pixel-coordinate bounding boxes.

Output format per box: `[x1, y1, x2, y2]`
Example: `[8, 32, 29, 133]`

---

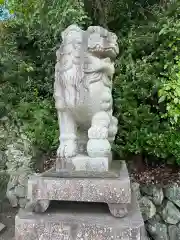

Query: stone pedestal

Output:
[15, 160, 148, 239]
[27, 161, 130, 217]
[15, 191, 147, 240]
[56, 154, 110, 172]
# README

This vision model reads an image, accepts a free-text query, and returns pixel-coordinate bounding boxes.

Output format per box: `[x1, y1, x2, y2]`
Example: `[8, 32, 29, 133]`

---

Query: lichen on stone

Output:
[0, 116, 34, 207]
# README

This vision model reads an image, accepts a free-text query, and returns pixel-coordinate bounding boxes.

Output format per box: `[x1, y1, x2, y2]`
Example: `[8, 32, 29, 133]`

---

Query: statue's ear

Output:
[110, 32, 118, 42]
[87, 26, 95, 33]
[88, 32, 101, 48]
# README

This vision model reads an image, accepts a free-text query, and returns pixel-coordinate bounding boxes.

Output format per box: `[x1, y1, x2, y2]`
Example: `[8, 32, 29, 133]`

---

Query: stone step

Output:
[27, 161, 131, 217]
[15, 191, 148, 240]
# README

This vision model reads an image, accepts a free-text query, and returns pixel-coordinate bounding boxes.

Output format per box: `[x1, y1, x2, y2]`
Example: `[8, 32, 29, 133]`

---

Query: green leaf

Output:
[158, 96, 166, 103]
[174, 98, 179, 104]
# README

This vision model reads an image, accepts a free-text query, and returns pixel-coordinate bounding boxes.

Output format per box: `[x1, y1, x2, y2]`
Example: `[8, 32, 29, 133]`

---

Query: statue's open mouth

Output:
[90, 46, 119, 59]
[103, 46, 119, 59]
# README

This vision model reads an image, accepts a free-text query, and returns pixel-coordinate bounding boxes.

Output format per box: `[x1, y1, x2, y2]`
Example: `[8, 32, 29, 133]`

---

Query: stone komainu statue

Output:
[54, 24, 119, 161]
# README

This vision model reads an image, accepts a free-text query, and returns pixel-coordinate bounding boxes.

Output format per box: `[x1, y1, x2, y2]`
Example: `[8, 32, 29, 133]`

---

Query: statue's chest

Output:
[73, 74, 112, 125]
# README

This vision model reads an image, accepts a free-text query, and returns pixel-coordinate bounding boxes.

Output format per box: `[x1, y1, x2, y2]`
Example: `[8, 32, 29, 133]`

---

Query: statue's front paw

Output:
[25, 200, 50, 213]
[64, 140, 77, 158]
[57, 140, 77, 158]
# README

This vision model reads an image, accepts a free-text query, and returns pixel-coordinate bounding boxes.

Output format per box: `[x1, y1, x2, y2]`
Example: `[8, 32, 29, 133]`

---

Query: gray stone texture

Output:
[15, 192, 147, 240]
[0, 116, 34, 206]
[0, 222, 5, 232]
[19, 198, 27, 208]
[161, 200, 180, 224]
[168, 225, 180, 240]
[139, 196, 156, 221]
[134, 182, 180, 240]
[6, 190, 18, 207]
[108, 203, 128, 218]
[27, 161, 131, 210]
[132, 182, 141, 200]
[14, 186, 26, 198]
[62, 155, 110, 172]
[140, 185, 164, 205]
[146, 215, 169, 240]
[164, 184, 180, 208]
[54, 25, 119, 162]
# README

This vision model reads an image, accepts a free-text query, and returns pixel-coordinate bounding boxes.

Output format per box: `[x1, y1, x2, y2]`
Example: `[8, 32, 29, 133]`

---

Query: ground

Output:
[128, 159, 180, 186]
[0, 201, 17, 240]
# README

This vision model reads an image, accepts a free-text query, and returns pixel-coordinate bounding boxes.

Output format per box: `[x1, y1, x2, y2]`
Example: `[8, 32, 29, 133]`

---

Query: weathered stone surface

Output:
[139, 196, 156, 221]
[54, 25, 119, 165]
[15, 194, 146, 240]
[0, 222, 5, 232]
[132, 182, 141, 200]
[168, 225, 180, 240]
[161, 200, 180, 224]
[5, 143, 32, 174]
[164, 185, 180, 208]
[25, 199, 50, 213]
[18, 173, 29, 186]
[6, 173, 28, 208]
[0, 117, 35, 207]
[6, 171, 31, 208]
[27, 161, 131, 209]
[19, 198, 27, 208]
[140, 185, 164, 205]
[7, 176, 18, 190]
[6, 190, 18, 207]
[14, 186, 26, 198]
[66, 155, 109, 172]
[0, 150, 7, 169]
[146, 215, 168, 240]
[108, 203, 128, 218]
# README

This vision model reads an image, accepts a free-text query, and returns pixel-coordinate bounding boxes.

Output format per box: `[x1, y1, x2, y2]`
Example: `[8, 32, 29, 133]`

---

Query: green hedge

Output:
[113, 1, 180, 163]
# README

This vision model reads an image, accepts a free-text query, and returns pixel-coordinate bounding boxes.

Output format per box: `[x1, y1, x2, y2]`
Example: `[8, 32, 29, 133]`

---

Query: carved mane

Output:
[54, 25, 85, 109]
[54, 25, 119, 109]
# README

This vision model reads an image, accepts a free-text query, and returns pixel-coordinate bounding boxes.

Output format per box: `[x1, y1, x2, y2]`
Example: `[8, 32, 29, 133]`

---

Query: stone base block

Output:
[27, 161, 131, 217]
[15, 192, 147, 240]
[58, 154, 110, 172]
